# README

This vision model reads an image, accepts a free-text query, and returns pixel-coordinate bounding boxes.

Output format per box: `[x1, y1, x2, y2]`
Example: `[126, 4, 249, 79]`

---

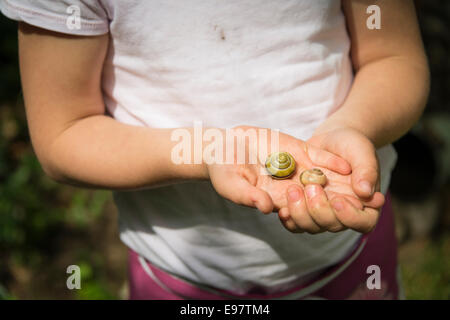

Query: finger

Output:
[279, 216, 304, 233]
[360, 191, 385, 209]
[296, 142, 314, 168]
[278, 207, 291, 222]
[228, 175, 274, 214]
[304, 184, 346, 231]
[326, 191, 385, 210]
[348, 146, 379, 198]
[239, 167, 274, 213]
[331, 197, 380, 233]
[326, 191, 364, 210]
[248, 185, 274, 214]
[308, 145, 352, 175]
[309, 133, 379, 197]
[287, 185, 324, 234]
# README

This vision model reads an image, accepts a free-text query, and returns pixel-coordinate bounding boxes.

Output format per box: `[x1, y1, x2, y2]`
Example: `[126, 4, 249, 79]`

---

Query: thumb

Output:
[348, 141, 379, 198]
[310, 129, 379, 198]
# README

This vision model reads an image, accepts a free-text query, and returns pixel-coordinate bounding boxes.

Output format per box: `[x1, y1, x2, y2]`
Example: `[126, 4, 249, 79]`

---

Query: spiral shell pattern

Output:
[265, 152, 296, 179]
[299, 168, 327, 186]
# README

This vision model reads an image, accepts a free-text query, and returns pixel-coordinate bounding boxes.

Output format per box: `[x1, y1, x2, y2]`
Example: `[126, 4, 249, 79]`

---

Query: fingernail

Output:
[305, 185, 318, 199]
[279, 208, 290, 221]
[333, 201, 344, 212]
[359, 180, 373, 194]
[288, 188, 300, 202]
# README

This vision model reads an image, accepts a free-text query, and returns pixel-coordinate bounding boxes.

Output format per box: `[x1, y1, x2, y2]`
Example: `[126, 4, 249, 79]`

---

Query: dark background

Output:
[0, 2, 449, 299]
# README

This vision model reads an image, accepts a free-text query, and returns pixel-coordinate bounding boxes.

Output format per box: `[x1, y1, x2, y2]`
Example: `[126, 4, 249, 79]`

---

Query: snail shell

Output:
[300, 168, 327, 186]
[265, 152, 296, 179]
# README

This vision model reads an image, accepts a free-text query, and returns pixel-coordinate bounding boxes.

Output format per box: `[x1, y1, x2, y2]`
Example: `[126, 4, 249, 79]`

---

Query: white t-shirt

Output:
[2, 0, 397, 294]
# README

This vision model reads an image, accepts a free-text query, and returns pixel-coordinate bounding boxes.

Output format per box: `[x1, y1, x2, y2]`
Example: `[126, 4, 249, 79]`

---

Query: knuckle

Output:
[309, 207, 335, 228]
[328, 224, 346, 233]
[284, 220, 298, 233]
[292, 215, 320, 233]
[365, 164, 379, 176]
[308, 228, 325, 235]
[308, 198, 326, 214]
[290, 215, 309, 231]
[360, 223, 375, 234]
[355, 218, 377, 234]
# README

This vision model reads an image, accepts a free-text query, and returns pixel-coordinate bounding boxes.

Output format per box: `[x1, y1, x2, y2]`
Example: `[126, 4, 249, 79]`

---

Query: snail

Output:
[299, 168, 327, 186]
[265, 152, 296, 179]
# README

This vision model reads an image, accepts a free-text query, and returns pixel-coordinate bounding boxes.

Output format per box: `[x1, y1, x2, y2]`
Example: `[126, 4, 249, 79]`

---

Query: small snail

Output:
[300, 168, 327, 186]
[265, 152, 296, 179]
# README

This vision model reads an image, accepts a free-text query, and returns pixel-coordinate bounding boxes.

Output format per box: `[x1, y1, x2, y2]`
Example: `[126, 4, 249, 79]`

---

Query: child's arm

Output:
[309, 0, 429, 197]
[282, 0, 429, 233]
[19, 23, 209, 190]
[316, 0, 429, 146]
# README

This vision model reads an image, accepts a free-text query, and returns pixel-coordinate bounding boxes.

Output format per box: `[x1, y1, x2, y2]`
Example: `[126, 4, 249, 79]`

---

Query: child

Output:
[1, 0, 429, 299]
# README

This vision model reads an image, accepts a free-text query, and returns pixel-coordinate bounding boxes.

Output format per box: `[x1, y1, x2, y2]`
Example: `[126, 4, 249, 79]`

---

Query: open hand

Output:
[207, 126, 385, 235]
[207, 126, 353, 214]
[278, 127, 385, 234]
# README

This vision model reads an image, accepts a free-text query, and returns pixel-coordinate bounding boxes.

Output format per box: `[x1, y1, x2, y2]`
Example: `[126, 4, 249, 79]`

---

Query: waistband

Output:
[137, 233, 369, 300]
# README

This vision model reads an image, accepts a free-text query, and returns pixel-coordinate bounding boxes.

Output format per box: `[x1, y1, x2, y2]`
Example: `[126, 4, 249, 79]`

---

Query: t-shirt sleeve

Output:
[0, 0, 109, 35]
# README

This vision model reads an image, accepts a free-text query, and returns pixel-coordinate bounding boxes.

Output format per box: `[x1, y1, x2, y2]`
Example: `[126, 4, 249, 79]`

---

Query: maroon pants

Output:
[128, 193, 400, 300]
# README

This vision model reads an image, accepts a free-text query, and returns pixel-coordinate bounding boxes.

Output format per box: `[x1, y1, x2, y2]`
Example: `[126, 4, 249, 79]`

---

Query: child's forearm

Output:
[17, 25, 209, 190]
[43, 115, 209, 190]
[318, 0, 431, 149]
[316, 57, 429, 147]
[314, 55, 430, 148]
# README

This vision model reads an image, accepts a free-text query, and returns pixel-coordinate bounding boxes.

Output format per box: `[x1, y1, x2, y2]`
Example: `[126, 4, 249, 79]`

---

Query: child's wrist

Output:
[313, 117, 375, 144]
[314, 116, 356, 135]
[314, 112, 398, 149]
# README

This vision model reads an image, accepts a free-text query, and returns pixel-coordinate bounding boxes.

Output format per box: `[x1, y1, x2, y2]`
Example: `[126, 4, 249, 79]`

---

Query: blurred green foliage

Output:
[0, 124, 114, 299]
[0, 14, 124, 300]
[401, 234, 450, 300]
